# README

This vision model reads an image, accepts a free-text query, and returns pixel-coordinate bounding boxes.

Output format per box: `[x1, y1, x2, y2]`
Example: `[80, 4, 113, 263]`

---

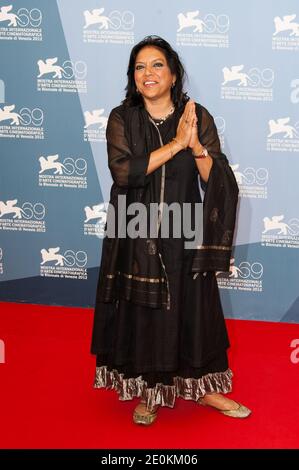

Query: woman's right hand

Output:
[175, 100, 195, 149]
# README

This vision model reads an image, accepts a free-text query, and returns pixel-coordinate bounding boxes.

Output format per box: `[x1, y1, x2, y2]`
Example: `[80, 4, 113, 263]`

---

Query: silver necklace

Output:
[147, 106, 175, 126]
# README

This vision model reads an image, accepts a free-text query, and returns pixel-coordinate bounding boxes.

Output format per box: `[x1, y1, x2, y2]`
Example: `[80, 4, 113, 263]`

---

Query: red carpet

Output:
[0, 301, 298, 449]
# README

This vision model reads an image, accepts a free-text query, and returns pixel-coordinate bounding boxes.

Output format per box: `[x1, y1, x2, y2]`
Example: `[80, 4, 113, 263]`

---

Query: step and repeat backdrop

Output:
[0, 0, 298, 322]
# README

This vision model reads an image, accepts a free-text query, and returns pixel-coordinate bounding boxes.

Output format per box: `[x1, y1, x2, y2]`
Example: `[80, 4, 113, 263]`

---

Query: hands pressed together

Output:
[175, 100, 200, 152]
[145, 99, 212, 181]
[172, 99, 212, 181]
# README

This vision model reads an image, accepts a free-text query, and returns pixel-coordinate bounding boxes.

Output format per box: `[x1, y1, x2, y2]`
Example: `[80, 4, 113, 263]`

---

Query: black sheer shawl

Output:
[95, 102, 238, 309]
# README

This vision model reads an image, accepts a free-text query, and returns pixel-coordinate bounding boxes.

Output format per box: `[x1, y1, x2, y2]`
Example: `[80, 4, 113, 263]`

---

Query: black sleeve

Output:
[106, 108, 150, 188]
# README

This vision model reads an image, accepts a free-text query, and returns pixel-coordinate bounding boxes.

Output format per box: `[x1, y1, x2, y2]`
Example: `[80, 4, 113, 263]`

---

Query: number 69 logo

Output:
[17, 8, 43, 27]
[237, 262, 263, 279]
[20, 108, 44, 126]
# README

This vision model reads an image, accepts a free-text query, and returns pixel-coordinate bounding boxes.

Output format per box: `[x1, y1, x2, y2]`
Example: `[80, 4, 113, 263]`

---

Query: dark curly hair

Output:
[122, 35, 189, 109]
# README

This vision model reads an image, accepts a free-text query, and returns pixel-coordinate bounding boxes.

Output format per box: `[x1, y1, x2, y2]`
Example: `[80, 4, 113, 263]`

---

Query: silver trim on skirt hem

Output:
[94, 365, 233, 412]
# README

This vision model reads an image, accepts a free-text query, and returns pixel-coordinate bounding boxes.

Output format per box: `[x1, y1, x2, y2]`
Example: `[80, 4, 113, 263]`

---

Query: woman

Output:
[91, 35, 251, 425]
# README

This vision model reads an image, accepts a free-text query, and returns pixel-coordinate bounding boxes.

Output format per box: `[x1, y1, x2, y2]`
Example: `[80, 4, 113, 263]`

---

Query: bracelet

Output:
[192, 146, 209, 159]
[168, 141, 174, 159]
[172, 137, 186, 150]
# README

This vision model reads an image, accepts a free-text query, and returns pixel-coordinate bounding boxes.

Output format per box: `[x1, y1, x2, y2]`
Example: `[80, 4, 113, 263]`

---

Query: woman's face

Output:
[134, 46, 176, 102]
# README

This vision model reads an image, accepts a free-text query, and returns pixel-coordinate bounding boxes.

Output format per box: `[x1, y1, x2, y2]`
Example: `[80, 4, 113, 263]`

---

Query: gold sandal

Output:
[133, 401, 159, 426]
[197, 397, 251, 418]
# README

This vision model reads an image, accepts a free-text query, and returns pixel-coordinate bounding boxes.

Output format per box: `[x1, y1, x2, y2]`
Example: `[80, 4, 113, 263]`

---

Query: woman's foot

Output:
[199, 393, 240, 410]
[198, 393, 251, 418]
[133, 400, 159, 426]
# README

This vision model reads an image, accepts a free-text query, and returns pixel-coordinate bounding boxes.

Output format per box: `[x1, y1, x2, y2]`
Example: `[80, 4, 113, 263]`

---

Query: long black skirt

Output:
[91, 257, 233, 411]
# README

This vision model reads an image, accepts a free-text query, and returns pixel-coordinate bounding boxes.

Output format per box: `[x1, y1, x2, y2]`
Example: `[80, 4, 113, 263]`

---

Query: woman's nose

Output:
[144, 65, 154, 75]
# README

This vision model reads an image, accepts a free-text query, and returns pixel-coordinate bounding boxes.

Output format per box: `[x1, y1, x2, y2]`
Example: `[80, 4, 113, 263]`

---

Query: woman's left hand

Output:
[186, 101, 213, 182]
[188, 102, 200, 150]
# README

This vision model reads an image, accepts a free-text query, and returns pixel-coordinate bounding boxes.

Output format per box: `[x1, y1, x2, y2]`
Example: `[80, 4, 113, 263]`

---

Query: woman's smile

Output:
[143, 80, 159, 88]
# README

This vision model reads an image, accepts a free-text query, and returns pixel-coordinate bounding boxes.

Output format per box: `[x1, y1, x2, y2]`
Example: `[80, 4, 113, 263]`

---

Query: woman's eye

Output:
[135, 62, 163, 70]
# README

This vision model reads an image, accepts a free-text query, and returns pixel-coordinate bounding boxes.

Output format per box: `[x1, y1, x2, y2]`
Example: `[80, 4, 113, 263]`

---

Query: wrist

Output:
[191, 141, 203, 153]
[171, 141, 183, 154]
[168, 141, 174, 160]
[172, 137, 186, 150]
[192, 142, 208, 159]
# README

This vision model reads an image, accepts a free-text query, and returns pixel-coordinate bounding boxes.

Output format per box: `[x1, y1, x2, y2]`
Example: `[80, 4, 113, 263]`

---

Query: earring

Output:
[136, 88, 140, 94]
[172, 82, 176, 88]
